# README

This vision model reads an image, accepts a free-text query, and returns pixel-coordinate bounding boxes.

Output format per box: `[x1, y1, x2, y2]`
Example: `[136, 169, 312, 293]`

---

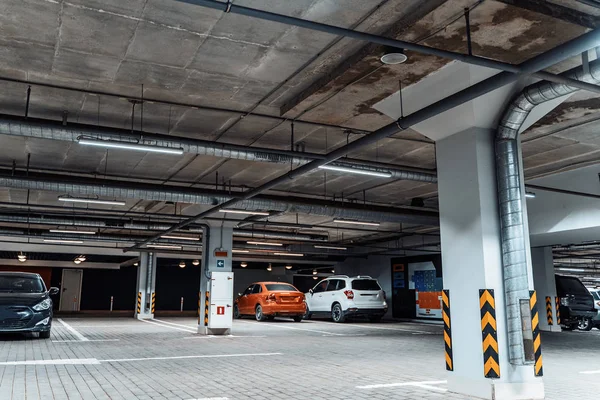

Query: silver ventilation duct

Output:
[0, 171, 439, 226]
[0, 213, 327, 241]
[0, 116, 437, 183]
[496, 58, 600, 364]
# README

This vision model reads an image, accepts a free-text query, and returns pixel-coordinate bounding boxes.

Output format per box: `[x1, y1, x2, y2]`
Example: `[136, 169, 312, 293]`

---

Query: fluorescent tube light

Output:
[333, 219, 380, 227]
[78, 138, 184, 155]
[314, 245, 347, 250]
[43, 239, 84, 244]
[557, 267, 585, 272]
[318, 164, 392, 178]
[247, 241, 283, 246]
[161, 235, 200, 241]
[274, 252, 304, 257]
[50, 229, 96, 235]
[146, 244, 182, 250]
[58, 196, 126, 206]
[219, 209, 270, 216]
[525, 192, 536, 198]
[232, 249, 250, 253]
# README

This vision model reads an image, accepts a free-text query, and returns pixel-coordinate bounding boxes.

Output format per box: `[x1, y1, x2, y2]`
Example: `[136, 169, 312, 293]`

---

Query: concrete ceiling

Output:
[0, 0, 599, 259]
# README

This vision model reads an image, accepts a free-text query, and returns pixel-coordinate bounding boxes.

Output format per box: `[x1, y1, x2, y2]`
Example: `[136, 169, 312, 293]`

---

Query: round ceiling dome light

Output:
[267, 263, 272, 272]
[380, 51, 407, 65]
[240, 262, 248, 268]
[74, 259, 82, 265]
[192, 259, 200, 266]
[313, 276, 318, 280]
[179, 261, 186, 269]
[285, 265, 292, 270]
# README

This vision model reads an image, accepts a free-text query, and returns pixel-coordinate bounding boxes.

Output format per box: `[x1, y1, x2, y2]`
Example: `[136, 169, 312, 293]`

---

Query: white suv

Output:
[305, 275, 388, 323]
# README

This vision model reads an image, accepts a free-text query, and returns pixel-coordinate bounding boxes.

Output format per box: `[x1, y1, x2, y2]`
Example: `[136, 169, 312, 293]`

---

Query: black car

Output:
[0, 272, 59, 338]
[555, 274, 596, 330]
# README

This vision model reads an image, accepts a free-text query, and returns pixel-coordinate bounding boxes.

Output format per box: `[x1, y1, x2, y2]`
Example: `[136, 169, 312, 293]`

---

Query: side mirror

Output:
[49, 287, 59, 296]
[309, 289, 313, 295]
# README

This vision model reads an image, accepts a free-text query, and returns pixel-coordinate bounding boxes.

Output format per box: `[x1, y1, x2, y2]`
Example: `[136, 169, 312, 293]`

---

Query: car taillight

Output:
[266, 293, 277, 302]
[344, 290, 354, 299]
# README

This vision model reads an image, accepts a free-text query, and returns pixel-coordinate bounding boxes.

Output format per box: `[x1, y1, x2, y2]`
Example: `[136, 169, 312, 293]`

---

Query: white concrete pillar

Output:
[134, 252, 157, 320]
[198, 223, 234, 335]
[437, 128, 543, 400]
[532, 246, 560, 332]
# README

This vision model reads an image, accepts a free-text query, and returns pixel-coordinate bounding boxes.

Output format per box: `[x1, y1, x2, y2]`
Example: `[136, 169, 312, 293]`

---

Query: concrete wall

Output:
[233, 267, 293, 297]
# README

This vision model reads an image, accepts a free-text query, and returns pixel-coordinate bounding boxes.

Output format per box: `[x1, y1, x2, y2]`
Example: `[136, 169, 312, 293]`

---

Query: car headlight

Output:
[32, 299, 51, 311]
[560, 297, 569, 306]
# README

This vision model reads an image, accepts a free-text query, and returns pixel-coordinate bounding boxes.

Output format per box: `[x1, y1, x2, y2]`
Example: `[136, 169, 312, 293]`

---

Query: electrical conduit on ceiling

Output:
[496, 58, 600, 364]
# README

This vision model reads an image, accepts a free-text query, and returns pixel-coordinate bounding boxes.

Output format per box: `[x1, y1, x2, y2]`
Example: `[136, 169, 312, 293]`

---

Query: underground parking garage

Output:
[1, 0, 600, 399]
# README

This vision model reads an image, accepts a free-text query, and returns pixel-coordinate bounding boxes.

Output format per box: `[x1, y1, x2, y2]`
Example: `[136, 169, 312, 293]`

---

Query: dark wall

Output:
[80, 266, 138, 311]
[155, 261, 201, 311]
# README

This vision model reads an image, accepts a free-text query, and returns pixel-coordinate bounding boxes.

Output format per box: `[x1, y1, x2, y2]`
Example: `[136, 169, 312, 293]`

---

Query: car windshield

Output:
[0, 275, 45, 293]
[265, 284, 297, 292]
[592, 291, 600, 301]
[351, 279, 381, 291]
[556, 276, 589, 296]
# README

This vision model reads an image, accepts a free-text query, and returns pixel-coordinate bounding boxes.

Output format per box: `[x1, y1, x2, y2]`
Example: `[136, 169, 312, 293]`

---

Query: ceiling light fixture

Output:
[17, 253, 26, 263]
[77, 255, 86, 262]
[557, 267, 585, 272]
[134, 262, 139, 266]
[232, 249, 250, 253]
[274, 252, 304, 257]
[179, 260, 186, 268]
[247, 241, 283, 247]
[313, 276, 318, 280]
[43, 239, 84, 244]
[312, 270, 318, 275]
[331, 269, 335, 273]
[161, 235, 200, 241]
[74, 259, 82, 265]
[58, 196, 126, 206]
[192, 259, 200, 266]
[525, 192, 536, 199]
[240, 262, 248, 268]
[318, 164, 392, 178]
[314, 245, 348, 250]
[50, 229, 97, 235]
[333, 219, 380, 227]
[380, 49, 408, 65]
[78, 138, 184, 155]
[146, 244, 183, 250]
[219, 209, 270, 216]
[267, 263, 272, 272]
[285, 265, 293, 270]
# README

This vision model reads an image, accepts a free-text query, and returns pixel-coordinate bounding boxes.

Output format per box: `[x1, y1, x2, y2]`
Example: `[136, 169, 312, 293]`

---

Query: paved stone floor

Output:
[0, 317, 598, 399]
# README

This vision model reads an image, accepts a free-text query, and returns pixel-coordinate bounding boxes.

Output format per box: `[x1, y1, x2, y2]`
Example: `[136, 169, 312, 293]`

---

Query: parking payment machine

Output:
[207, 271, 234, 334]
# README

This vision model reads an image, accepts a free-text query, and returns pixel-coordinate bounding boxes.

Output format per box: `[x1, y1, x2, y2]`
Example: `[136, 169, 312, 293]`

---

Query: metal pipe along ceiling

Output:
[496, 58, 600, 364]
[132, 27, 600, 250]
[0, 116, 437, 183]
[0, 213, 327, 241]
[0, 171, 439, 225]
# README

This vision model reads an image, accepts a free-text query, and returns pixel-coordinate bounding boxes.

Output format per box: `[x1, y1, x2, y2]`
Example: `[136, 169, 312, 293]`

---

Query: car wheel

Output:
[39, 330, 51, 339]
[293, 316, 303, 323]
[331, 303, 346, 323]
[233, 304, 241, 319]
[368, 315, 382, 323]
[304, 306, 312, 320]
[255, 305, 267, 321]
[577, 317, 593, 331]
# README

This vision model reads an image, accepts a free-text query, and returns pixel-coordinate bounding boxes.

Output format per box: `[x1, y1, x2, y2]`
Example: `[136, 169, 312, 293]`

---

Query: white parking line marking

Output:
[313, 321, 435, 335]
[580, 370, 600, 374]
[357, 380, 447, 389]
[153, 319, 198, 330]
[242, 321, 346, 336]
[182, 335, 267, 339]
[57, 319, 89, 341]
[100, 352, 282, 363]
[52, 339, 120, 343]
[0, 358, 100, 366]
[139, 319, 196, 333]
[187, 397, 229, 400]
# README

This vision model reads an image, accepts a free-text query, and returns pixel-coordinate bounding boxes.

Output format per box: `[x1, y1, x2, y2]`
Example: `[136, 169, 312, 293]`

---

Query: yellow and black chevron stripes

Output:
[530, 291, 543, 376]
[555, 296, 561, 325]
[480, 289, 500, 379]
[151, 292, 156, 314]
[136, 292, 142, 314]
[442, 290, 453, 371]
[545, 296, 553, 325]
[197, 291, 201, 325]
[204, 291, 210, 326]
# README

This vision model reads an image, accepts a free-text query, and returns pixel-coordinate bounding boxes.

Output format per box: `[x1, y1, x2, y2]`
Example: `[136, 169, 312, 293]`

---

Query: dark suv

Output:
[0, 272, 59, 338]
[555, 274, 596, 330]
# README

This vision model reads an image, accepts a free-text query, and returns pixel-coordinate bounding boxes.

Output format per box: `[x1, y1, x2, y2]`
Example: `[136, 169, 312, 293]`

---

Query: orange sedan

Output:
[234, 282, 306, 322]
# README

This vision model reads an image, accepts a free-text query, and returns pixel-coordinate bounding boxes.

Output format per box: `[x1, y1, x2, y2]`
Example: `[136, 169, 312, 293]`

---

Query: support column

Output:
[532, 246, 560, 332]
[134, 252, 157, 320]
[437, 128, 543, 400]
[198, 223, 234, 335]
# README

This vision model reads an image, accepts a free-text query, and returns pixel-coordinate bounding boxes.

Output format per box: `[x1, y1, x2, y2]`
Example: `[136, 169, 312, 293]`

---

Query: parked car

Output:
[305, 275, 388, 323]
[579, 288, 600, 331]
[234, 282, 306, 322]
[0, 272, 59, 338]
[555, 274, 596, 331]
